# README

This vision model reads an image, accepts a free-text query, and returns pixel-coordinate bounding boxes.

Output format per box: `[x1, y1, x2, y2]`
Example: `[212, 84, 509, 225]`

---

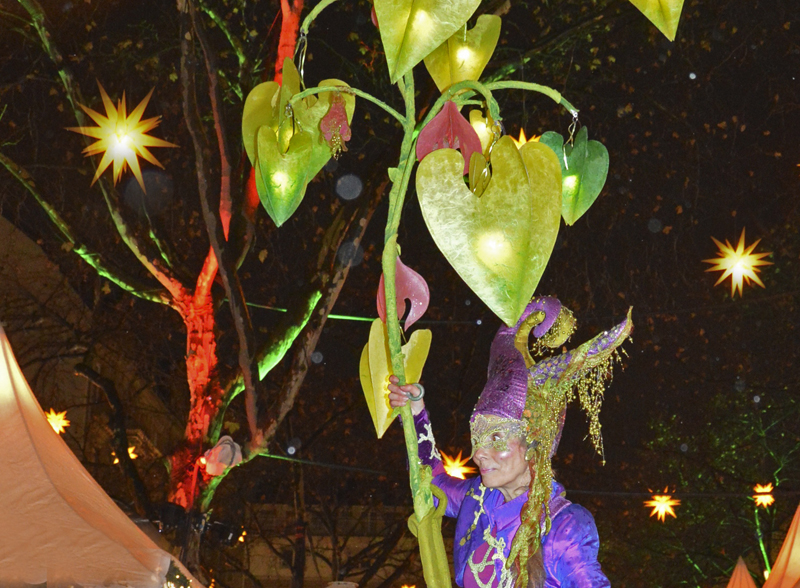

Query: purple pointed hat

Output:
[472, 297, 564, 421]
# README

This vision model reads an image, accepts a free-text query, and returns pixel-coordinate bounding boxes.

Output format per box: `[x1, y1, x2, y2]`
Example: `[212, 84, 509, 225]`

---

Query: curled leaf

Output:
[417, 101, 482, 175]
[360, 319, 432, 438]
[377, 256, 430, 331]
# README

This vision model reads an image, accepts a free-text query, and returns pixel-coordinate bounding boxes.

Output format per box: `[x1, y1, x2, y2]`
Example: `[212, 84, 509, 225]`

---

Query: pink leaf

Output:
[416, 100, 482, 174]
[377, 257, 430, 331]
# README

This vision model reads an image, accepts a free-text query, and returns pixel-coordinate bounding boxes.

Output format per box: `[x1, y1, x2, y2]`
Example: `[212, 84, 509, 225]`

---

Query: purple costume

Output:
[414, 410, 610, 588]
[410, 297, 631, 588]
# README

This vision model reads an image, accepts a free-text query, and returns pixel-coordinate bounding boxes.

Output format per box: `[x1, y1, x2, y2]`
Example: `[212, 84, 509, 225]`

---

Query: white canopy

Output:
[726, 557, 758, 588]
[763, 502, 800, 588]
[0, 326, 170, 587]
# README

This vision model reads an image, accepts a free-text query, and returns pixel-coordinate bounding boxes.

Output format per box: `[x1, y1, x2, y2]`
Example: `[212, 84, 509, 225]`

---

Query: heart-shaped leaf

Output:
[417, 136, 562, 326]
[628, 0, 685, 41]
[243, 59, 356, 226]
[255, 127, 314, 226]
[359, 319, 432, 438]
[424, 15, 502, 92]
[417, 101, 482, 175]
[377, 256, 430, 331]
[374, 0, 481, 83]
[539, 127, 609, 226]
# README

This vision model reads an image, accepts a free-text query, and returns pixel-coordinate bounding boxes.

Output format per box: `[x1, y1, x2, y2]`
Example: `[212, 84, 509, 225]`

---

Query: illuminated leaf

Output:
[423, 15, 502, 92]
[540, 127, 609, 226]
[377, 256, 430, 331]
[416, 136, 562, 326]
[359, 319, 432, 438]
[417, 101, 482, 175]
[628, 0, 685, 41]
[373, 0, 480, 83]
[242, 59, 356, 226]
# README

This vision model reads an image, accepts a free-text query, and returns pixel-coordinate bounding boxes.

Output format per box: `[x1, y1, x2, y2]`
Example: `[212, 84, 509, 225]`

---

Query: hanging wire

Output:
[294, 31, 308, 90]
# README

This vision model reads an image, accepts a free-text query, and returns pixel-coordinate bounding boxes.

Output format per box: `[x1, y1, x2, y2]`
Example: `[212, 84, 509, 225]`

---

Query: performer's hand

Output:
[388, 375, 426, 416]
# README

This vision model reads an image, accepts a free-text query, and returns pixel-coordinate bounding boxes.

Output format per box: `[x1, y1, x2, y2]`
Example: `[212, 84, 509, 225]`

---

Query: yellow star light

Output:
[753, 483, 775, 508]
[441, 450, 477, 479]
[644, 492, 680, 522]
[510, 129, 540, 149]
[703, 228, 772, 297]
[68, 83, 177, 190]
[45, 408, 70, 434]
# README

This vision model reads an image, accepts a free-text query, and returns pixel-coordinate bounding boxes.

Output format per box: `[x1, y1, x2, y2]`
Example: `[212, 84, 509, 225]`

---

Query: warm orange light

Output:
[753, 483, 775, 508]
[199, 456, 207, 465]
[510, 129, 540, 149]
[112, 446, 139, 464]
[46, 409, 70, 434]
[238, 530, 247, 543]
[644, 492, 680, 522]
[703, 228, 772, 297]
[68, 83, 177, 190]
[441, 450, 477, 480]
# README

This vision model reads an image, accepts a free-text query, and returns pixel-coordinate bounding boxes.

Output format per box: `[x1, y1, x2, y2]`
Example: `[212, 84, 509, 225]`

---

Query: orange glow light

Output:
[46, 409, 70, 434]
[753, 483, 775, 508]
[644, 492, 680, 522]
[68, 83, 176, 190]
[112, 446, 139, 464]
[510, 129, 540, 149]
[441, 450, 477, 479]
[703, 228, 772, 297]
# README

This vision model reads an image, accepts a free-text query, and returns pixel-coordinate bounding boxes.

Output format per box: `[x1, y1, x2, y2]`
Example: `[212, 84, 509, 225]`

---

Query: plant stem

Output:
[485, 80, 579, 116]
[300, 0, 340, 34]
[290, 85, 406, 125]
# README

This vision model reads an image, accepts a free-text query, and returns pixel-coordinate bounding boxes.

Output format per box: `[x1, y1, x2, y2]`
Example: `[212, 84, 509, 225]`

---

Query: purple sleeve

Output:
[547, 505, 610, 588]
[413, 410, 472, 517]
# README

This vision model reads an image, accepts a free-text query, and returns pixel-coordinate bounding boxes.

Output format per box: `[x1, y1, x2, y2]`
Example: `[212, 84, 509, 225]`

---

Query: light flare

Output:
[644, 491, 680, 522]
[476, 231, 512, 267]
[703, 228, 771, 297]
[46, 408, 70, 434]
[68, 83, 177, 191]
[510, 129, 540, 149]
[441, 450, 477, 479]
[753, 483, 775, 508]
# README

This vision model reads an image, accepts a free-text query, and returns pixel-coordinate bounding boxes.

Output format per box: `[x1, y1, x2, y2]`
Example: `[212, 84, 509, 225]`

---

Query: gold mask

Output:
[469, 414, 527, 456]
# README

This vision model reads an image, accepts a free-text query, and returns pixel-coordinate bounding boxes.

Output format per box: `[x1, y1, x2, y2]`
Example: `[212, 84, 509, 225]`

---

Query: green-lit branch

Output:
[195, 0, 247, 99]
[300, 0, 340, 35]
[18, 0, 189, 301]
[485, 80, 578, 116]
[0, 152, 171, 305]
[290, 85, 406, 125]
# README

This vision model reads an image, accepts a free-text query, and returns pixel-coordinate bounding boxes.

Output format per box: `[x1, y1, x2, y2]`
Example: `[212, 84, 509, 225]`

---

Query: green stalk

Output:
[754, 507, 772, 574]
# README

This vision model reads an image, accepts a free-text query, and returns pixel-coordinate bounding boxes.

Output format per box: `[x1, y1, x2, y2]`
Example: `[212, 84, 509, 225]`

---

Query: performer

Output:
[389, 296, 632, 588]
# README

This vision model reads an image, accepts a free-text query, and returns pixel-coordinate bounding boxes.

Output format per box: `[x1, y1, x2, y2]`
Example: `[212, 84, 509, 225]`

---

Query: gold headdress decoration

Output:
[508, 306, 633, 588]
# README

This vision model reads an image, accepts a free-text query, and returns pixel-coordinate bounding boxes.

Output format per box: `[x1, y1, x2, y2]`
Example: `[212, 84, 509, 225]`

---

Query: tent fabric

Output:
[763, 502, 800, 588]
[726, 557, 758, 588]
[0, 326, 170, 588]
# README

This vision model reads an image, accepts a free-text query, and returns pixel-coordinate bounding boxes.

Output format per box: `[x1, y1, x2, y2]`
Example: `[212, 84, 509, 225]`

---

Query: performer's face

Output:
[472, 429, 530, 502]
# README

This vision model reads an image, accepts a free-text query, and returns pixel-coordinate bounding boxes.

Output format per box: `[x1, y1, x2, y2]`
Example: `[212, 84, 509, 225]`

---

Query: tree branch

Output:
[74, 362, 157, 521]
[0, 151, 171, 305]
[16, 0, 189, 301]
[186, 1, 261, 446]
